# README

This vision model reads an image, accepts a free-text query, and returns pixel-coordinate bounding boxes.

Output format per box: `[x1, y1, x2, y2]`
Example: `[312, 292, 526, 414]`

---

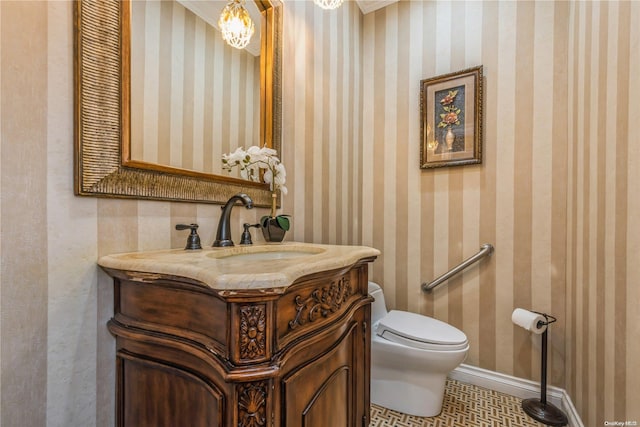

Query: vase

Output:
[261, 218, 286, 242]
[445, 127, 455, 151]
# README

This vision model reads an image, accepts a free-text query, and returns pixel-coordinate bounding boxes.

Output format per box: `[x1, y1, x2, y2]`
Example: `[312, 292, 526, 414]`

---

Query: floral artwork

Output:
[419, 66, 483, 169]
[435, 86, 465, 153]
[437, 89, 462, 127]
[436, 87, 464, 128]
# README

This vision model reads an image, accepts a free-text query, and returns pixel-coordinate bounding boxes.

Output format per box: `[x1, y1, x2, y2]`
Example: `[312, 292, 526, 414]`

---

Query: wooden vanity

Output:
[99, 243, 378, 427]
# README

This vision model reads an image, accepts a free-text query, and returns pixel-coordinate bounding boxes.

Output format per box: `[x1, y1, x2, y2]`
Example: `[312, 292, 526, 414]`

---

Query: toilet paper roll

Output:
[511, 308, 547, 334]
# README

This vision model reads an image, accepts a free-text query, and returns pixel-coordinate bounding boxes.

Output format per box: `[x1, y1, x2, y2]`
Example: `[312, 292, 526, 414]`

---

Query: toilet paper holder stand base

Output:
[521, 311, 568, 427]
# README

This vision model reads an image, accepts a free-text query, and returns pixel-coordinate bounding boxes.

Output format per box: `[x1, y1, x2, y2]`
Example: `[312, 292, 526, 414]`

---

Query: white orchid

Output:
[222, 145, 287, 193]
[263, 158, 287, 195]
[222, 146, 246, 164]
[222, 145, 288, 219]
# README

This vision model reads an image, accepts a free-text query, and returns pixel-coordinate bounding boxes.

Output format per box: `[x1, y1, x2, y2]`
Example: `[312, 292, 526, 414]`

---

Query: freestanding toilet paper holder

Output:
[522, 311, 568, 427]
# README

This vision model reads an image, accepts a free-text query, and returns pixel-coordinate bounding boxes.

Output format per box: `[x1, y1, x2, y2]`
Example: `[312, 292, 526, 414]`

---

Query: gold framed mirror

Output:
[74, 0, 281, 206]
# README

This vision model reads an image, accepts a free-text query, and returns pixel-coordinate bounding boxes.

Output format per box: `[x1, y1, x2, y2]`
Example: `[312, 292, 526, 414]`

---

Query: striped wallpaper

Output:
[0, 1, 638, 426]
[566, 1, 640, 426]
[130, 0, 260, 176]
[282, 0, 364, 246]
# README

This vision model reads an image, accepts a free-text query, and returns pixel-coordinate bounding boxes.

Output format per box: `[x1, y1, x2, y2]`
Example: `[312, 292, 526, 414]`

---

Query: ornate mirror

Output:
[74, 0, 281, 206]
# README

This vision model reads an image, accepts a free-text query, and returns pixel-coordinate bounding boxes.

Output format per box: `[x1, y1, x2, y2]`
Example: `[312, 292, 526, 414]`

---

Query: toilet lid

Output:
[377, 310, 468, 351]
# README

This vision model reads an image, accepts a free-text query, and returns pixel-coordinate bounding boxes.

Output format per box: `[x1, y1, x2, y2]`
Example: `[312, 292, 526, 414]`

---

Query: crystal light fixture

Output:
[218, 0, 255, 50]
[313, 0, 344, 10]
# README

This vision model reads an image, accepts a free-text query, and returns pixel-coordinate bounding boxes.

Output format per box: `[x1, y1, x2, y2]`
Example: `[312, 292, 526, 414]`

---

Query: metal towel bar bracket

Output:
[421, 243, 494, 293]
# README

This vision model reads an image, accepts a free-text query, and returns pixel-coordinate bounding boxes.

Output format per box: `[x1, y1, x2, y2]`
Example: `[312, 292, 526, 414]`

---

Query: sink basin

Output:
[207, 245, 326, 262]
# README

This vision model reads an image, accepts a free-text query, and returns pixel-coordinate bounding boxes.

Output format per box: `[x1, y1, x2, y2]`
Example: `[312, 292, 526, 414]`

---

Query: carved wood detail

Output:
[239, 304, 267, 360]
[237, 381, 268, 427]
[288, 277, 352, 330]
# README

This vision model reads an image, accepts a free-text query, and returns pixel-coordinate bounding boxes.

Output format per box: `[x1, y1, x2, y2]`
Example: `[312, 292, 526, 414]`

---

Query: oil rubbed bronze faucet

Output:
[213, 193, 254, 247]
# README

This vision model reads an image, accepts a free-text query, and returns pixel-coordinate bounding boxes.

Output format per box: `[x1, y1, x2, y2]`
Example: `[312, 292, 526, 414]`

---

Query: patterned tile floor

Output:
[370, 379, 547, 427]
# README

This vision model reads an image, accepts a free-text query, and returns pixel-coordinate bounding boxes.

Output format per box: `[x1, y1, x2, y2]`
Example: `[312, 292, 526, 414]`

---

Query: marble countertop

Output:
[98, 242, 380, 292]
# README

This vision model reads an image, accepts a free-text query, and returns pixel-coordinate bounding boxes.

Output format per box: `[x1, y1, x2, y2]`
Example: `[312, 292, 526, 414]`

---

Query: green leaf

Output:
[276, 216, 290, 231]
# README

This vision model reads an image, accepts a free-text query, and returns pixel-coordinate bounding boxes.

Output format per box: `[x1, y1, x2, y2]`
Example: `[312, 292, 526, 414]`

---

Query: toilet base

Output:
[370, 334, 468, 418]
[371, 376, 447, 417]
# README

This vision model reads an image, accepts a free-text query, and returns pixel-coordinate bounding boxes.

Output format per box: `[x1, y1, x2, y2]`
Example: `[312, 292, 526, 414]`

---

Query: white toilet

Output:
[368, 282, 469, 417]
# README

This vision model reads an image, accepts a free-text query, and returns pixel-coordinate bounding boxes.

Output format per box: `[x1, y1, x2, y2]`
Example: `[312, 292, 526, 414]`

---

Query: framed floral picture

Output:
[420, 66, 483, 169]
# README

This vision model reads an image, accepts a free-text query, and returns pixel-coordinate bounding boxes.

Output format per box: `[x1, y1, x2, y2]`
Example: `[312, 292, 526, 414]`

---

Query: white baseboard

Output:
[448, 364, 584, 427]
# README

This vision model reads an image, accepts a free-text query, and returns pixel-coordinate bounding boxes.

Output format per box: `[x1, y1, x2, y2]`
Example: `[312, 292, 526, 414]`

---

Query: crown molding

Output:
[355, 0, 398, 15]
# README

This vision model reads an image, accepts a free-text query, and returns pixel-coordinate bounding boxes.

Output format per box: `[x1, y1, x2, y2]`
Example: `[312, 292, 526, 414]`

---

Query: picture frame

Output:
[420, 65, 483, 169]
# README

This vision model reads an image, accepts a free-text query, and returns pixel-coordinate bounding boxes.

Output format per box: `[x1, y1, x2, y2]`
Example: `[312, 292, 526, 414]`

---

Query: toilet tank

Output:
[368, 282, 388, 325]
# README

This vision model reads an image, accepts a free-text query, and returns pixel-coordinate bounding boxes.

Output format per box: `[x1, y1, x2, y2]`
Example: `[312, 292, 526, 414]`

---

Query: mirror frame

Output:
[74, 0, 282, 206]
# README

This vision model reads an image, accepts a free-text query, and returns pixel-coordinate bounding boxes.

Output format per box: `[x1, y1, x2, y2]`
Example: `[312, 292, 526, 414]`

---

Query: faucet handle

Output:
[240, 223, 260, 245]
[175, 223, 202, 250]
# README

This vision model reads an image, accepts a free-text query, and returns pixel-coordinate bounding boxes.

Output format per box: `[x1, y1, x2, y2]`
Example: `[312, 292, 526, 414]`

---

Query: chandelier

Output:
[218, 0, 255, 50]
[313, 0, 344, 10]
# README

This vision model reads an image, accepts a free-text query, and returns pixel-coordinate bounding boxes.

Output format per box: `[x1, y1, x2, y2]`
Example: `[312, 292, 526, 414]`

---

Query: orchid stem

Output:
[271, 193, 277, 218]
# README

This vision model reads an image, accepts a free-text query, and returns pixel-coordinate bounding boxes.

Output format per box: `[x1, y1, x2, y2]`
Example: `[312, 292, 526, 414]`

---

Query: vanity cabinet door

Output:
[281, 306, 370, 427]
[118, 353, 225, 427]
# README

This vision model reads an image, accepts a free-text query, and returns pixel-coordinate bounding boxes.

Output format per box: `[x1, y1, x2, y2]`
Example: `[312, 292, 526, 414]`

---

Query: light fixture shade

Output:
[218, 0, 255, 50]
[313, 0, 344, 10]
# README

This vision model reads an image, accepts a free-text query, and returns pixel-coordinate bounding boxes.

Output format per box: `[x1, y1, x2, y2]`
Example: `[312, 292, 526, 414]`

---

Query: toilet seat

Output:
[376, 310, 469, 351]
